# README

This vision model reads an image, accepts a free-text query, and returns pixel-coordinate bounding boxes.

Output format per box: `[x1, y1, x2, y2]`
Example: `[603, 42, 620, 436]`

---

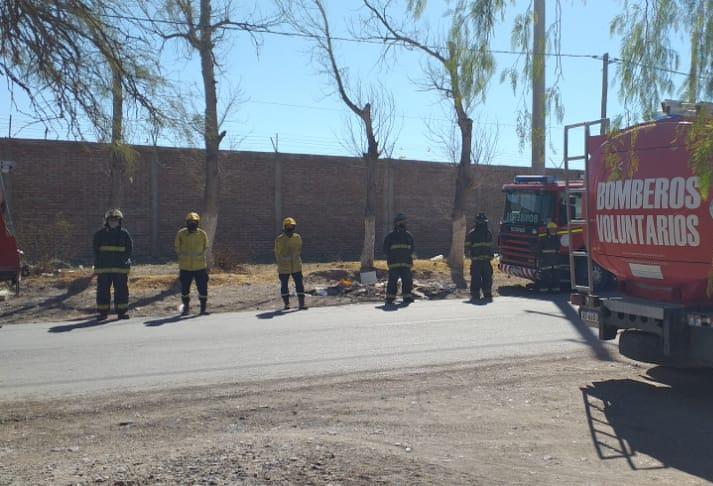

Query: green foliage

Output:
[499, 0, 568, 149]
[610, 0, 680, 118]
[611, 0, 713, 118]
[688, 114, 713, 198]
[401, 0, 505, 114]
[110, 141, 140, 174]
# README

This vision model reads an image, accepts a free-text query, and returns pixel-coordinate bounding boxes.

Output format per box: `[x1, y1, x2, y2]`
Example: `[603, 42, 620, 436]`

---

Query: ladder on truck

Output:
[563, 119, 609, 295]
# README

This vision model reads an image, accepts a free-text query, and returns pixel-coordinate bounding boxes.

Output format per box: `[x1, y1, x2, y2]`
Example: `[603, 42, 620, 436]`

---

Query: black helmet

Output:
[475, 212, 488, 223]
[393, 213, 408, 225]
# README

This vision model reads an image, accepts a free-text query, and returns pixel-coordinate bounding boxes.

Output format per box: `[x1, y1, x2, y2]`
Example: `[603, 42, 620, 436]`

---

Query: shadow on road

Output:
[581, 367, 713, 482]
[498, 284, 612, 361]
[144, 314, 199, 327]
[374, 302, 411, 312]
[48, 317, 111, 333]
[1, 275, 94, 320]
[131, 282, 180, 310]
[256, 309, 301, 319]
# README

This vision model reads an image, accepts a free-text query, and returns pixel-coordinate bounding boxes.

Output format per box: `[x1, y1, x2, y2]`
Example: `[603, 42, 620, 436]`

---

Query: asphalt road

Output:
[0, 295, 613, 399]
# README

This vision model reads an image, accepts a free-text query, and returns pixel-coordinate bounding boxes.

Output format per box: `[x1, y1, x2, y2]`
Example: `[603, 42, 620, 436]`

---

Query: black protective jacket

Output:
[468, 224, 494, 261]
[383, 227, 415, 269]
[93, 226, 133, 273]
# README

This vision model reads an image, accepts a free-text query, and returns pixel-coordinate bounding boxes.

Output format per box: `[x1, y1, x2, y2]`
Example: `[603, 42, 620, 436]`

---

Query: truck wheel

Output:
[619, 330, 664, 364]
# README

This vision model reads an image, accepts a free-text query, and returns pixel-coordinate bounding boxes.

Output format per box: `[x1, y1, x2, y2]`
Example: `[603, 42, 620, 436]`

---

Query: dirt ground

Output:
[2, 352, 712, 485]
[0, 260, 530, 324]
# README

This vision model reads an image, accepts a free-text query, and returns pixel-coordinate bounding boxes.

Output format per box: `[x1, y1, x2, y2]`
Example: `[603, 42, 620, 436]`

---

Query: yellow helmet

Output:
[283, 217, 297, 229]
[104, 208, 123, 221]
[547, 221, 557, 230]
[186, 212, 200, 222]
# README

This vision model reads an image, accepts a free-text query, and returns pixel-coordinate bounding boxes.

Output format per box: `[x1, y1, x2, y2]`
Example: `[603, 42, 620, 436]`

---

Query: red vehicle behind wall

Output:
[0, 171, 22, 295]
[498, 175, 610, 289]
[570, 100, 713, 367]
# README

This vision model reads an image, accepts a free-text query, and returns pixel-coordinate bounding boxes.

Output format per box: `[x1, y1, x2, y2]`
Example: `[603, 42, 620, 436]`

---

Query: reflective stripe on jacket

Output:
[275, 232, 303, 274]
[175, 228, 208, 271]
[93, 227, 133, 273]
[383, 228, 415, 269]
[468, 225, 493, 261]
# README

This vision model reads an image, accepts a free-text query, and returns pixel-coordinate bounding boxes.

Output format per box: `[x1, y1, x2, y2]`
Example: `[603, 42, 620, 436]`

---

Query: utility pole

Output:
[271, 133, 283, 233]
[601, 53, 609, 124]
[532, 0, 546, 171]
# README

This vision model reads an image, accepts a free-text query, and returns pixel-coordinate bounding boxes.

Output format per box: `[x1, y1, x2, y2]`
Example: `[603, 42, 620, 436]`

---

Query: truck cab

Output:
[498, 175, 587, 288]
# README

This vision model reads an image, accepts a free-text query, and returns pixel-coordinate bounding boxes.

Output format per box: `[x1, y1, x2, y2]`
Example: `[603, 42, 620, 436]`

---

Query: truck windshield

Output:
[503, 191, 554, 225]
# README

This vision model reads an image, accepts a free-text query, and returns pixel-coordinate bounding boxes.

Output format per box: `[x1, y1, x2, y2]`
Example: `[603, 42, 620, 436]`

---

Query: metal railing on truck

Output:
[563, 119, 609, 296]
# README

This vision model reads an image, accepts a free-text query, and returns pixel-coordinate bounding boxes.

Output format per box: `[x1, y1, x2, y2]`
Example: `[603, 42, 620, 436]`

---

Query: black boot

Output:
[97, 312, 109, 321]
[181, 297, 190, 316]
[199, 298, 209, 315]
[298, 294, 307, 310]
[282, 296, 290, 310]
[118, 312, 130, 320]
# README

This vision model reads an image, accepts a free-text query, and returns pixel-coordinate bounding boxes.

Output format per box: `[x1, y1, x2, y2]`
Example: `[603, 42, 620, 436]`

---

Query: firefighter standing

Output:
[175, 212, 210, 315]
[468, 212, 494, 302]
[383, 213, 415, 305]
[539, 221, 560, 293]
[275, 217, 307, 310]
[93, 209, 133, 320]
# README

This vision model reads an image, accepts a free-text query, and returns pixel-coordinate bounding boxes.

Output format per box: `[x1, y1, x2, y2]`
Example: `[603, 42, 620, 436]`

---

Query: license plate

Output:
[580, 309, 600, 326]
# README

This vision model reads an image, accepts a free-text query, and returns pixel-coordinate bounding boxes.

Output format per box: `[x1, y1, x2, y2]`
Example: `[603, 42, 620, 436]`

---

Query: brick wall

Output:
[0, 138, 575, 263]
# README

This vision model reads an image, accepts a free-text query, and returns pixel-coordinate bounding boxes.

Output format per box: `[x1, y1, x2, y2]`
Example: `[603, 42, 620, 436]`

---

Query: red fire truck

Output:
[0, 170, 22, 295]
[498, 175, 611, 290]
[568, 100, 713, 367]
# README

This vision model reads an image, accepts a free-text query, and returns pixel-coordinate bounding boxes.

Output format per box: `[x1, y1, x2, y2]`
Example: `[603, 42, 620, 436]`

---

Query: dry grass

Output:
[22, 259, 507, 293]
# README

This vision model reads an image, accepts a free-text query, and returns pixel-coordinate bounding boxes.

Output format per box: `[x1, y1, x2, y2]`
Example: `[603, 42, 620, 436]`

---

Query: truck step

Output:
[572, 251, 589, 257]
[569, 219, 587, 225]
[574, 285, 591, 293]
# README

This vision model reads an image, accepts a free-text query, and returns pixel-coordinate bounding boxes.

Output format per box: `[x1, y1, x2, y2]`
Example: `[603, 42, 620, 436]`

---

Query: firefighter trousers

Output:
[539, 266, 560, 292]
[180, 269, 209, 305]
[470, 260, 493, 298]
[279, 272, 305, 298]
[386, 267, 413, 302]
[96, 273, 129, 315]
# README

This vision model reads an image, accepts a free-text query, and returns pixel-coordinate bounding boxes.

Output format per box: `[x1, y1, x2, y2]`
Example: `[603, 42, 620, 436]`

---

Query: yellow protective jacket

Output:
[274, 232, 303, 274]
[175, 227, 208, 271]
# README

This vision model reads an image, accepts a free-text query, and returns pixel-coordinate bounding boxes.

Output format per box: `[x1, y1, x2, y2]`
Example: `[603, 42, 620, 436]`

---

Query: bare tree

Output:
[362, 0, 504, 287]
[283, 0, 396, 271]
[141, 0, 279, 262]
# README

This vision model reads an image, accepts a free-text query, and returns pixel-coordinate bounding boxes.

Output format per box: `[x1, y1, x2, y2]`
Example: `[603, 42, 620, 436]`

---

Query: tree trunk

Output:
[109, 65, 124, 209]
[447, 116, 472, 288]
[199, 0, 221, 266]
[360, 154, 377, 271]
[360, 215, 376, 271]
[360, 109, 379, 272]
[447, 214, 467, 287]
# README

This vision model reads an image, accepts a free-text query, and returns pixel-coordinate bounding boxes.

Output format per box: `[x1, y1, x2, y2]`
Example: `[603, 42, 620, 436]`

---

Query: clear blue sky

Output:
[0, 0, 694, 169]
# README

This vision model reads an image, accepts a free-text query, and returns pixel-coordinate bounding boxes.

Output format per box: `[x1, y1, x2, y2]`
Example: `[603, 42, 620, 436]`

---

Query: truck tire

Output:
[619, 330, 664, 364]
